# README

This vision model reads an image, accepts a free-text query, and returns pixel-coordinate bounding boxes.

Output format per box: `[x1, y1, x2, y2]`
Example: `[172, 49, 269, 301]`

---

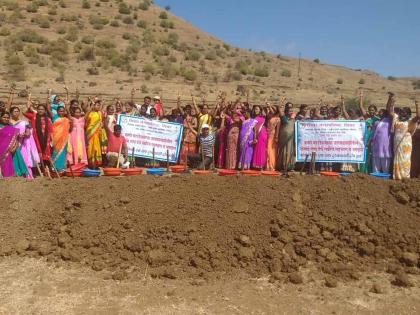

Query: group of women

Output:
[0, 88, 419, 180]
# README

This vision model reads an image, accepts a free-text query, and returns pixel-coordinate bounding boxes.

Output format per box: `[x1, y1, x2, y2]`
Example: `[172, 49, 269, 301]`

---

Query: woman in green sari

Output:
[277, 102, 296, 171]
[358, 92, 379, 173]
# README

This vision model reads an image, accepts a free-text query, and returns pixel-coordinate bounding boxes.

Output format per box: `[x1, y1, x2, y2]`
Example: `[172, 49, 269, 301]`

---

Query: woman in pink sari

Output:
[238, 110, 257, 170]
[68, 107, 87, 165]
[0, 111, 28, 177]
[10, 106, 40, 178]
[251, 106, 268, 169]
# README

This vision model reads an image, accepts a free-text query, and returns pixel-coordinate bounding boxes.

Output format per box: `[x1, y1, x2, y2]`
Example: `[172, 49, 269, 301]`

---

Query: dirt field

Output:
[0, 174, 419, 314]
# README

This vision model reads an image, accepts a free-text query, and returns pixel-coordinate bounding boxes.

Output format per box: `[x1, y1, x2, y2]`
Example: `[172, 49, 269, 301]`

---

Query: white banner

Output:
[295, 120, 366, 163]
[117, 114, 183, 163]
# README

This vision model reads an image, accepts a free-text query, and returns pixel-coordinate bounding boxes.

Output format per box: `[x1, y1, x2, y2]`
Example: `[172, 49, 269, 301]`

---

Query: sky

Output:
[154, 0, 420, 77]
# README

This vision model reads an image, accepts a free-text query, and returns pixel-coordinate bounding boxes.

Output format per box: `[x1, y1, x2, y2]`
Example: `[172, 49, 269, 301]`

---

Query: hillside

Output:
[0, 0, 419, 107]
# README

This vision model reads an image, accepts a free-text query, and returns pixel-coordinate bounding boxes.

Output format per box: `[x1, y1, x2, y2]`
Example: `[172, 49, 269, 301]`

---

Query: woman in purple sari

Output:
[0, 111, 28, 177]
[251, 105, 268, 169]
[238, 110, 257, 170]
[10, 106, 40, 178]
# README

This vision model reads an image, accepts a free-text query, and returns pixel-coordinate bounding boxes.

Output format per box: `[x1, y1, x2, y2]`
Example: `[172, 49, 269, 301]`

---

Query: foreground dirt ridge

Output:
[0, 175, 419, 286]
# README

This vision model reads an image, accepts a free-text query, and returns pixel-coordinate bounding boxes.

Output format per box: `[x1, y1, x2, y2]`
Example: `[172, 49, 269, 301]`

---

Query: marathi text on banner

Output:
[117, 114, 183, 163]
[295, 120, 367, 163]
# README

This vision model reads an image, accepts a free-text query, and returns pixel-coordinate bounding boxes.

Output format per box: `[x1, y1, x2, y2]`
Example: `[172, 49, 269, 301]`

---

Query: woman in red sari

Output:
[24, 104, 53, 163]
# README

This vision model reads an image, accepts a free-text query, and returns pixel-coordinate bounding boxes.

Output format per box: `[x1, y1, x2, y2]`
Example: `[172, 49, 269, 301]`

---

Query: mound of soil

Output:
[0, 174, 419, 282]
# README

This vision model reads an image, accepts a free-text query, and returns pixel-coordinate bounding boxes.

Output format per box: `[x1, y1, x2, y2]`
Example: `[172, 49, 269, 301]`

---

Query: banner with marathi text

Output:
[295, 120, 367, 163]
[117, 114, 183, 163]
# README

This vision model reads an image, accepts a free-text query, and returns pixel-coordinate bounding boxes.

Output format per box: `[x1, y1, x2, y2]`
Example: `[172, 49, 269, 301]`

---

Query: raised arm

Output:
[191, 93, 200, 115]
[64, 85, 69, 105]
[130, 88, 135, 104]
[358, 90, 367, 118]
[386, 92, 395, 116]
[6, 86, 15, 110]
[46, 88, 53, 118]
[176, 93, 184, 116]
[341, 95, 349, 119]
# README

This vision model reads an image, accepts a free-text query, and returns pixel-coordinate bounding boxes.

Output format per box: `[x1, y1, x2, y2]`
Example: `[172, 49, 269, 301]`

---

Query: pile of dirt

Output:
[0, 174, 419, 283]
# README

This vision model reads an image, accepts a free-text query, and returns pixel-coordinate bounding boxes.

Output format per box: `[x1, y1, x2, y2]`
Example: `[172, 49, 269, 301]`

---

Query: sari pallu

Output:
[252, 116, 268, 169]
[85, 111, 104, 165]
[238, 118, 257, 170]
[52, 117, 70, 171]
[0, 124, 28, 177]
[13, 120, 40, 174]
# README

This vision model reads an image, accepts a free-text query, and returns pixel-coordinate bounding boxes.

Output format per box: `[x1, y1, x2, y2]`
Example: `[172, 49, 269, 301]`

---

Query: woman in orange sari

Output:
[266, 109, 280, 171]
[180, 105, 198, 164]
[52, 106, 71, 172]
[85, 100, 104, 167]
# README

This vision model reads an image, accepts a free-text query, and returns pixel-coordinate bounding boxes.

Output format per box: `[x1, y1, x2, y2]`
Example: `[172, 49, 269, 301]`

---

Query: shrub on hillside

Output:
[154, 45, 170, 56]
[280, 69, 291, 77]
[387, 76, 397, 81]
[118, 2, 131, 14]
[59, 0, 66, 8]
[81, 35, 94, 44]
[313, 58, 320, 64]
[82, 0, 90, 9]
[87, 67, 99, 75]
[255, 66, 270, 77]
[143, 63, 155, 74]
[89, 15, 109, 26]
[17, 29, 47, 43]
[183, 68, 197, 81]
[163, 32, 178, 47]
[110, 20, 120, 27]
[358, 78, 365, 84]
[205, 51, 217, 61]
[6, 53, 26, 81]
[79, 46, 95, 60]
[26, 3, 39, 13]
[336, 78, 343, 84]
[185, 49, 200, 61]
[137, 20, 147, 28]
[122, 16, 133, 24]
[138, 0, 151, 10]
[0, 27, 10, 36]
[159, 11, 168, 19]
[235, 60, 252, 75]
[160, 19, 174, 29]
[65, 26, 79, 42]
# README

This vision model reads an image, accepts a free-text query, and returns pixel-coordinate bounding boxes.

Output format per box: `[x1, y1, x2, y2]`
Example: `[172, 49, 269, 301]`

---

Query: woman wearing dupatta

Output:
[52, 106, 71, 172]
[179, 105, 198, 165]
[251, 106, 268, 169]
[238, 111, 257, 170]
[85, 100, 104, 166]
[224, 111, 242, 169]
[10, 106, 40, 178]
[266, 110, 280, 171]
[0, 111, 28, 177]
[68, 107, 87, 165]
[24, 104, 54, 163]
[357, 92, 380, 173]
[392, 105, 417, 180]
[277, 103, 296, 171]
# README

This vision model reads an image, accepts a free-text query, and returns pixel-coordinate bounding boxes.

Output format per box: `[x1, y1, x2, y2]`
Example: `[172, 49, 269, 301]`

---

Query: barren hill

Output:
[0, 0, 419, 107]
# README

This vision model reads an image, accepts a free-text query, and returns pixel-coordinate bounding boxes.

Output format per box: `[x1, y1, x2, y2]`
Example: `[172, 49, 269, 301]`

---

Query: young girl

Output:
[68, 107, 87, 165]
[0, 111, 28, 177]
[52, 106, 71, 172]
[24, 103, 53, 166]
[85, 100, 104, 167]
[10, 106, 40, 178]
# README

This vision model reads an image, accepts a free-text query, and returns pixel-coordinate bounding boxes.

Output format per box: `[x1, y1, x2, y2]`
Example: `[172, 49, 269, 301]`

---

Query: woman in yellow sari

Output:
[85, 100, 104, 167]
[52, 106, 71, 171]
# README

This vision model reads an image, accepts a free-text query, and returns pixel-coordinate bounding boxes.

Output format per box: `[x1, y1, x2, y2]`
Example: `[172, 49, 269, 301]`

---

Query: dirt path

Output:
[0, 257, 419, 314]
